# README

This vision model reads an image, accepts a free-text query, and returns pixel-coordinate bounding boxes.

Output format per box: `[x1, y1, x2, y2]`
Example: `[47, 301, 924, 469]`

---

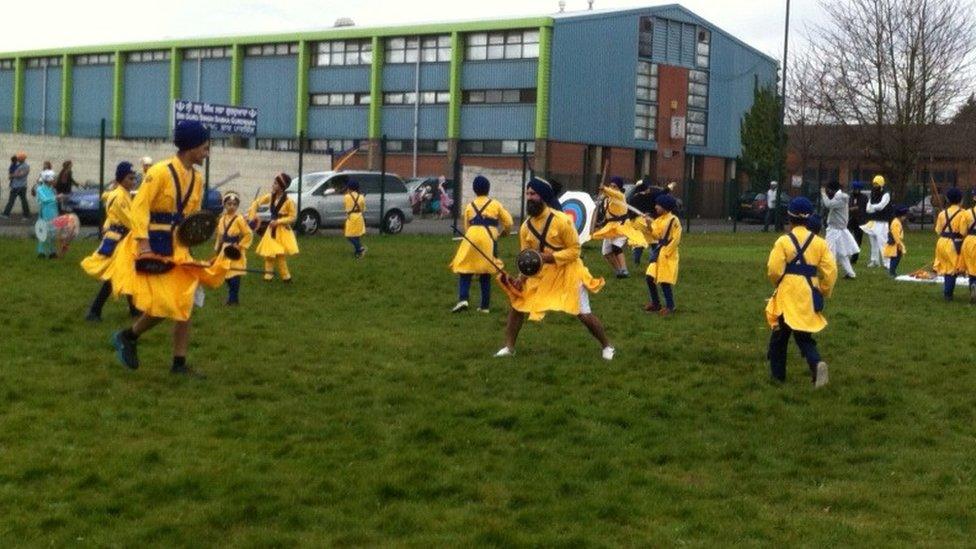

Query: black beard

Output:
[526, 199, 545, 217]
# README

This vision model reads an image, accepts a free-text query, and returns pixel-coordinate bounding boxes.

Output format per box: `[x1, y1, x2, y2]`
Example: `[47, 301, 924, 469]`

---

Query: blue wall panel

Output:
[460, 105, 534, 140]
[123, 62, 170, 137]
[22, 67, 61, 135]
[72, 65, 113, 137]
[308, 66, 370, 93]
[307, 107, 368, 139]
[0, 69, 15, 132]
[461, 60, 537, 90]
[381, 106, 447, 139]
[179, 58, 231, 104]
[382, 63, 450, 91]
[243, 56, 297, 137]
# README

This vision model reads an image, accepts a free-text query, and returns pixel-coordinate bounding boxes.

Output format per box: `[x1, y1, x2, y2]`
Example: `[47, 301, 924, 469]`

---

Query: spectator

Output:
[437, 175, 453, 219]
[33, 161, 55, 197]
[35, 171, 58, 258]
[2, 152, 31, 218]
[136, 156, 153, 186]
[55, 160, 78, 213]
[763, 181, 779, 232]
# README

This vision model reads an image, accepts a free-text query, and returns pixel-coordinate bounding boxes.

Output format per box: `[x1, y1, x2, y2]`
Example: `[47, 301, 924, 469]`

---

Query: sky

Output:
[0, 0, 823, 59]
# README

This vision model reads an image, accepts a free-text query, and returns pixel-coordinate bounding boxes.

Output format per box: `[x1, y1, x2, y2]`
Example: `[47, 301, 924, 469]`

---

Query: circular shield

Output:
[176, 211, 218, 247]
[516, 249, 543, 276]
[34, 219, 49, 242]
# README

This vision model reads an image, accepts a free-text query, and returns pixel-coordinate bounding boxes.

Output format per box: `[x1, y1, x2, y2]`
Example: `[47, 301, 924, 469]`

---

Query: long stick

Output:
[450, 224, 507, 276]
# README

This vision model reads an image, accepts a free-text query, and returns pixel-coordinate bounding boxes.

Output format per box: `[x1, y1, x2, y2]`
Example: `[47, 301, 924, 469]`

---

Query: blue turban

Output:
[609, 176, 625, 190]
[655, 193, 677, 212]
[851, 181, 864, 191]
[473, 175, 490, 196]
[346, 179, 360, 192]
[174, 120, 211, 151]
[788, 196, 813, 218]
[894, 204, 909, 216]
[115, 161, 135, 181]
[946, 187, 963, 204]
[806, 213, 823, 234]
[527, 177, 562, 209]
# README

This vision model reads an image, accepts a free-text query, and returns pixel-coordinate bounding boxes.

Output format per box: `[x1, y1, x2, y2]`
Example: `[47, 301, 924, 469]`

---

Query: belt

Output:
[784, 264, 817, 277]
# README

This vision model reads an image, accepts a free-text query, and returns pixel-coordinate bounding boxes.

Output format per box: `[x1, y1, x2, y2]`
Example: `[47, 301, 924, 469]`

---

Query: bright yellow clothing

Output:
[644, 213, 682, 284]
[343, 191, 366, 237]
[216, 213, 254, 278]
[500, 208, 604, 321]
[933, 206, 966, 275]
[959, 208, 976, 276]
[591, 185, 647, 247]
[883, 217, 906, 258]
[764, 226, 837, 334]
[250, 193, 299, 257]
[80, 186, 134, 283]
[449, 196, 514, 274]
[123, 157, 226, 321]
[627, 216, 655, 248]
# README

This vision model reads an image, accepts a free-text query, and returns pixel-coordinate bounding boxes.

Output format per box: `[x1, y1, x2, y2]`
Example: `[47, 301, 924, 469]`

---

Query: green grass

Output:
[0, 229, 973, 546]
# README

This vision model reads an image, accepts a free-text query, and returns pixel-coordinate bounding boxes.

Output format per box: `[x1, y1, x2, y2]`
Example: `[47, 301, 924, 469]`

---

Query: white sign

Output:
[174, 100, 258, 137]
[670, 116, 686, 139]
[791, 175, 803, 188]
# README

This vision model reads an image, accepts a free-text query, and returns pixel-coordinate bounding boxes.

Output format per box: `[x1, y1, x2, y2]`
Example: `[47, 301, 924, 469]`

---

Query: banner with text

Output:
[174, 100, 258, 137]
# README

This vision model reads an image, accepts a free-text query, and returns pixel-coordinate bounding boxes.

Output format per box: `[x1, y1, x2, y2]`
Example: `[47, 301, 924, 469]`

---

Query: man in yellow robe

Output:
[496, 178, 614, 360]
[449, 175, 513, 312]
[765, 197, 837, 388]
[643, 194, 682, 315]
[933, 187, 966, 301]
[591, 176, 646, 278]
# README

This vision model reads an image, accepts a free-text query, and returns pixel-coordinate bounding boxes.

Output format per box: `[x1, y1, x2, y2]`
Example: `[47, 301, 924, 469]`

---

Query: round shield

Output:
[222, 245, 242, 261]
[516, 249, 543, 277]
[176, 211, 218, 247]
[559, 191, 597, 244]
[34, 219, 49, 242]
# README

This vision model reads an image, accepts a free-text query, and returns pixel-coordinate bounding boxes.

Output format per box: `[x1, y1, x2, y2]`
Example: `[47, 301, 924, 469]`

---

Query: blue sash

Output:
[778, 232, 823, 313]
[269, 193, 289, 238]
[648, 217, 676, 264]
[221, 215, 241, 245]
[940, 210, 963, 253]
[147, 164, 195, 257]
[96, 224, 129, 256]
[469, 199, 498, 228]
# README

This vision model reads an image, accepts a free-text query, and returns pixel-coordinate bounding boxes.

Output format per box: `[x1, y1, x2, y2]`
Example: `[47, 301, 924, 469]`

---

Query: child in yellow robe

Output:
[250, 173, 299, 282]
[933, 188, 966, 301]
[883, 205, 908, 277]
[448, 175, 513, 312]
[591, 176, 646, 278]
[644, 194, 682, 315]
[344, 180, 367, 258]
[958, 202, 976, 304]
[215, 192, 253, 305]
[765, 197, 837, 388]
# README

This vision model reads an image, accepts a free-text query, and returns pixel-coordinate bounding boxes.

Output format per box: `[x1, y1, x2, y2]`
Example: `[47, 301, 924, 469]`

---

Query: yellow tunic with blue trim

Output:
[501, 207, 604, 321]
[590, 185, 648, 247]
[959, 208, 976, 276]
[449, 196, 514, 274]
[80, 186, 134, 283]
[933, 206, 966, 275]
[645, 212, 682, 284]
[883, 217, 906, 258]
[344, 192, 366, 237]
[123, 156, 225, 321]
[216, 213, 253, 278]
[764, 226, 837, 333]
[251, 193, 299, 257]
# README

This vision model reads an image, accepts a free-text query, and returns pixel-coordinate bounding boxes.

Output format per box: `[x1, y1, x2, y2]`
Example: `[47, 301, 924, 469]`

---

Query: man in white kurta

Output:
[860, 175, 892, 269]
[820, 181, 860, 279]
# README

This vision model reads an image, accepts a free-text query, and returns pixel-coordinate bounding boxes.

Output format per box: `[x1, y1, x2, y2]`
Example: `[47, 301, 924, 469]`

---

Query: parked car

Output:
[68, 184, 223, 226]
[907, 196, 936, 223]
[254, 171, 413, 235]
[736, 191, 768, 222]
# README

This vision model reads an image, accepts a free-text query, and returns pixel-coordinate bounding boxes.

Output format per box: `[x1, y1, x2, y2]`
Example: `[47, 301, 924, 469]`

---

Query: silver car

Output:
[254, 171, 414, 235]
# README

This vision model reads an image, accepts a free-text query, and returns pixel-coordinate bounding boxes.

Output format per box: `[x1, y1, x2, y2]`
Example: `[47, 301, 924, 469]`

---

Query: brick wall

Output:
[702, 156, 726, 183]
[654, 65, 689, 183]
[608, 147, 636, 182]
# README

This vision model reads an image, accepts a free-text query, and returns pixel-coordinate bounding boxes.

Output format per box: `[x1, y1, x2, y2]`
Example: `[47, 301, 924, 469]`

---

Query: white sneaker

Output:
[814, 361, 829, 389]
[494, 347, 514, 358]
[477, 308, 490, 314]
[451, 300, 469, 313]
[602, 346, 616, 361]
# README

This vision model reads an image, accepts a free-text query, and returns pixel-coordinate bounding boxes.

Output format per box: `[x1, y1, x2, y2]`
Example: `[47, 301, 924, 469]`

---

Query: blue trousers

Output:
[633, 247, 645, 265]
[459, 274, 491, 309]
[944, 274, 957, 300]
[767, 316, 821, 382]
[348, 237, 363, 254]
[646, 276, 675, 310]
[226, 276, 241, 304]
[89, 281, 139, 317]
[888, 252, 902, 277]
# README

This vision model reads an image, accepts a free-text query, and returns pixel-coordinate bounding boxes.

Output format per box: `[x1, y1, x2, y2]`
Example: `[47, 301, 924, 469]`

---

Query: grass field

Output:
[0, 229, 974, 546]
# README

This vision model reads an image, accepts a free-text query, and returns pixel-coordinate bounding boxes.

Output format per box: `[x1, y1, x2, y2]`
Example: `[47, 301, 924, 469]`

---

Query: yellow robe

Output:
[501, 208, 604, 321]
[645, 213, 682, 284]
[959, 208, 976, 276]
[216, 213, 254, 279]
[883, 217, 906, 258]
[251, 193, 299, 257]
[449, 196, 514, 274]
[80, 186, 134, 286]
[764, 226, 837, 334]
[123, 156, 226, 321]
[591, 186, 648, 248]
[933, 206, 966, 275]
[344, 192, 366, 237]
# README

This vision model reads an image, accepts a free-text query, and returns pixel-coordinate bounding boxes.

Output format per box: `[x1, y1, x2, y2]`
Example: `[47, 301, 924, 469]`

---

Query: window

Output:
[635, 61, 658, 140]
[465, 29, 539, 60]
[255, 138, 298, 151]
[0, 60, 13, 70]
[462, 88, 536, 104]
[184, 47, 233, 59]
[638, 17, 654, 58]
[309, 92, 371, 106]
[687, 68, 709, 146]
[310, 139, 359, 153]
[245, 43, 299, 57]
[383, 91, 449, 105]
[696, 27, 711, 68]
[127, 50, 171, 63]
[26, 57, 61, 68]
[460, 140, 534, 155]
[634, 103, 656, 141]
[386, 35, 450, 63]
[383, 140, 449, 153]
[74, 53, 115, 66]
[314, 40, 372, 66]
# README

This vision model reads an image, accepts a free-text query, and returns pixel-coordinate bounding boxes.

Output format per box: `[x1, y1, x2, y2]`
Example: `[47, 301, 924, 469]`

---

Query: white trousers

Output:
[836, 251, 856, 278]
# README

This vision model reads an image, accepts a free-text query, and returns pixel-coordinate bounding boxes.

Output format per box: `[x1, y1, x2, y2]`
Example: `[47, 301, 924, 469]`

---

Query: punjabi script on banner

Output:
[174, 100, 258, 137]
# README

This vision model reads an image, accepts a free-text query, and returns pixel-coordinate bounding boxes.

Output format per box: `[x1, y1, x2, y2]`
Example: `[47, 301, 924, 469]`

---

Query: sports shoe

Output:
[814, 361, 829, 389]
[616, 270, 630, 279]
[477, 308, 490, 314]
[452, 300, 469, 313]
[356, 247, 368, 259]
[111, 331, 139, 370]
[644, 302, 661, 312]
[659, 308, 673, 317]
[171, 364, 206, 378]
[602, 346, 616, 361]
[494, 346, 514, 357]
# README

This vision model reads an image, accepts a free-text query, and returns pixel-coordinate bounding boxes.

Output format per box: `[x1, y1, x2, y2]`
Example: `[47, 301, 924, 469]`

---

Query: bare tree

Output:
[786, 56, 828, 187]
[797, 0, 976, 195]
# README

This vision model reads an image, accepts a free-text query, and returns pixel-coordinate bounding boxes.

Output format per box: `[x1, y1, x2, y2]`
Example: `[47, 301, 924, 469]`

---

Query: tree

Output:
[797, 0, 976, 196]
[953, 94, 976, 124]
[740, 85, 785, 192]
[786, 57, 828, 191]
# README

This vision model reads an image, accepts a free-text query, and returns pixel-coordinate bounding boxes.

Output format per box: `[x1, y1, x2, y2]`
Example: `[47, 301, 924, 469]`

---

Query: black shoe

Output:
[85, 312, 102, 322]
[47, 254, 57, 259]
[129, 309, 141, 318]
[111, 331, 139, 370]
[171, 364, 206, 378]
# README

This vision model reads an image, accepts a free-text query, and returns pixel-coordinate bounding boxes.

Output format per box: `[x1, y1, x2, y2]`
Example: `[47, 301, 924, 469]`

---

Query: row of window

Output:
[634, 61, 659, 140]
[254, 138, 533, 155]
[464, 88, 536, 104]
[246, 43, 301, 57]
[638, 16, 711, 69]
[465, 30, 540, 61]
[26, 57, 62, 68]
[310, 92, 372, 107]
[185, 47, 234, 59]
[0, 60, 12, 70]
[308, 89, 537, 107]
[384, 91, 451, 105]
[460, 140, 535, 155]
[314, 40, 372, 67]
[75, 53, 116, 66]
[386, 36, 453, 64]
[127, 50, 171, 63]
[687, 68, 709, 146]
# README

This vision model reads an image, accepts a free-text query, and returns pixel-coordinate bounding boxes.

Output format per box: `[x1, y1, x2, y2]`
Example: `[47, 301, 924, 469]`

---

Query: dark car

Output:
[736, 191, 768, 222]
[68, 185, 223, 226]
